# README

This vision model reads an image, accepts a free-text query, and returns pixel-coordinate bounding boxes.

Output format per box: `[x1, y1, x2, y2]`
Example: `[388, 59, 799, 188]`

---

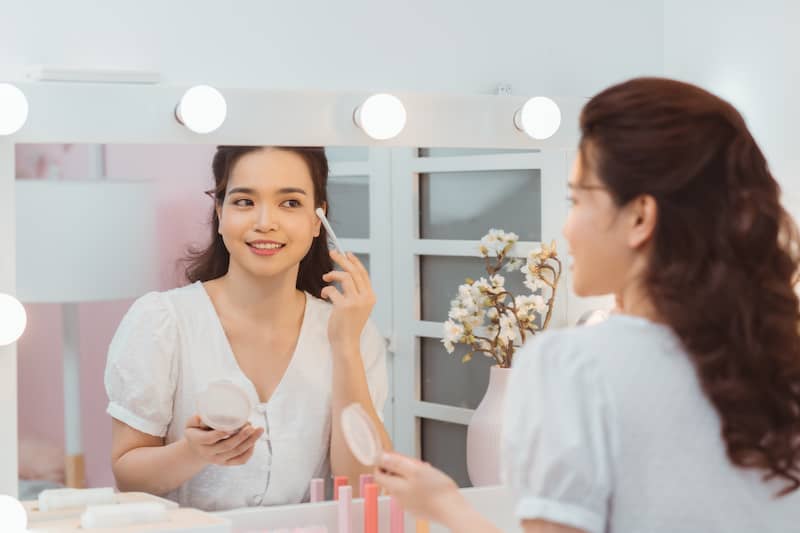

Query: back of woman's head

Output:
[184, 146, 333, 298]
[580, 77, 800, 495]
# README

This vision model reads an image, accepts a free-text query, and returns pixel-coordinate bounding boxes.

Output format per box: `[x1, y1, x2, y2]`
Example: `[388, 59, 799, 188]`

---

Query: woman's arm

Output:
[330, 347, 392, 492]
[111, 416, 264, 495]
[111, 419, 205, 496]
[322, 251, 392, 493]
[375, 453, 586, 533]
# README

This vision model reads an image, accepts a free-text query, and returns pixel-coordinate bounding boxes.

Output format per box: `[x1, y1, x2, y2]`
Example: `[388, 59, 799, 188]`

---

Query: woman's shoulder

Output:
[121, 282, 209, 329]
[515, 314, 676, 371]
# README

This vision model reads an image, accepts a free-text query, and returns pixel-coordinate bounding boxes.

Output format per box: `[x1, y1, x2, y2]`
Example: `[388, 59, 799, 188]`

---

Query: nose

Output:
[254, 204, 279, 231]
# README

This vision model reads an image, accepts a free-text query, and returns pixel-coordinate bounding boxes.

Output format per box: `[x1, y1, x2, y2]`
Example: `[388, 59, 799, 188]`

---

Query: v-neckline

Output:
[196, 281, 311, 406]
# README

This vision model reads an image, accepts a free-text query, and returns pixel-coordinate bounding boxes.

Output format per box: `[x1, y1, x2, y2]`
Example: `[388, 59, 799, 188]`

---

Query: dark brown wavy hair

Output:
[183, 146, 333, 298]
[580, 77, 800, 495]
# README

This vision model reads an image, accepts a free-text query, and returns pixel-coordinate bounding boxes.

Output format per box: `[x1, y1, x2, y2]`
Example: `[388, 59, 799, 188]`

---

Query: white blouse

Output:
[501, 314, 800, 533]
[105, 281, 388, 512]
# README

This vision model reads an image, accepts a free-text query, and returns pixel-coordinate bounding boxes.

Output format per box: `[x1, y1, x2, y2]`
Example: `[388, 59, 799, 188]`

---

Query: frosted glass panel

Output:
[420, 256, 529, 323]
[324, 146, 369, 162]
[419, 169, 541, 241]
[421, 337, 493, 409]
[420, 148, 538, 157]
[328, 177, 369, 238]
[421, 419, 471, 488]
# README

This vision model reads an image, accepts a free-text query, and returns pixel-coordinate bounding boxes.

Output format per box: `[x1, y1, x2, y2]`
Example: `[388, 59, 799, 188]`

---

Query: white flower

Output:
[499, 310, 518, 344]
[443, 319, 465, 345]
[504, 257, 524, 272]
[448, 306, 470, 322]
[531, 294, 547, 314]
[442, 338, 455, 354]
[457, 284, 479, 312]
[524, 272, 545, 292]
[480, 228, 519, 257]
[463, 310, 485, 330]
[527, 246, 551, 266]
[488, 274, 506, 295]
[487, 307, 499, 321]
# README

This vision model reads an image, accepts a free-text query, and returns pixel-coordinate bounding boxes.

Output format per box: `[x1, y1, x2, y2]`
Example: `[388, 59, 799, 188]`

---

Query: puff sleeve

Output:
[104, 292, 179, 438]
[501, 331, 618, 533]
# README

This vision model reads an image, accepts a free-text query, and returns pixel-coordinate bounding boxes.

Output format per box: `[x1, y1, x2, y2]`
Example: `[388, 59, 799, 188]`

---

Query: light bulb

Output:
[514, 96, 561, 140]
[354, 94, 407, 140]
[0, 293, 27, 346]
[175, 85, 227, 134]
[0, 83, 29, 136]
[0, 495, 27, 532]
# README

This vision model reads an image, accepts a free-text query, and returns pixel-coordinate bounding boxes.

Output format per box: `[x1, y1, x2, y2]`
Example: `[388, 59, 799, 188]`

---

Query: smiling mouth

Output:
[247, 242, 285, 250]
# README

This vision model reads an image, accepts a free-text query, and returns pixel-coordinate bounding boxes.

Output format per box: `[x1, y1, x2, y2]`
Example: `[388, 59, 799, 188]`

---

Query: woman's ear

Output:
[216, 203, 223, 235]
[627, 194, 658, 249]
[314, 201, 326, 238]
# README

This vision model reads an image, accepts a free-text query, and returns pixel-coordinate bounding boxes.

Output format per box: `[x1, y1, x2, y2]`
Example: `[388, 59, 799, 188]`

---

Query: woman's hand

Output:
[374, 452, 465, 523]
[321, 251, 376, 354]
[183, 415, 264, 466]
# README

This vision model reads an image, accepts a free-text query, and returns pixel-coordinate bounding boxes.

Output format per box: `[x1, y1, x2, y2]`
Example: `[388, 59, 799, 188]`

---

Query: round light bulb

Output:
[0, 293, 27, 346]
[0, 83, 29, 136]
[354, 94, 407, 140]
[0, 494, 27, 532]
[175, 85, 227, 134]
[514, 96, 561, 140]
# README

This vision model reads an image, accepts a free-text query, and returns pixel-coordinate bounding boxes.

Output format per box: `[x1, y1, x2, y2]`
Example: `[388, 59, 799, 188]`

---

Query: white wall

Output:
[663, 0, 799, 219]
[0, 0, 664, 96]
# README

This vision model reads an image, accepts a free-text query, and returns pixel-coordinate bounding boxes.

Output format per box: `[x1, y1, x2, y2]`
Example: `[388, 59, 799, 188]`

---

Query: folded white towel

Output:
[38, 487, 115, 511]
[80, 502, 168, 528]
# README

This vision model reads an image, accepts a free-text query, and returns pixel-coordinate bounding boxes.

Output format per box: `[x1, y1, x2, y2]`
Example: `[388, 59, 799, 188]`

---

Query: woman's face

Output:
[217, 148, 322, 280]
[562, 153, 652, 298]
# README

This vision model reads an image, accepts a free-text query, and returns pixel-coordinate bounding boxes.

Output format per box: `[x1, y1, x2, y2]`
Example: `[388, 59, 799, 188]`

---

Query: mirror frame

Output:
[0, 81, 584, 496]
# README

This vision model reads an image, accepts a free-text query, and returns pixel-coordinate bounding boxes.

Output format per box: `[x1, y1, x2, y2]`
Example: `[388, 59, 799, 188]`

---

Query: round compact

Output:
[341, 403, 382, 466]
[196, 380, 252, 432]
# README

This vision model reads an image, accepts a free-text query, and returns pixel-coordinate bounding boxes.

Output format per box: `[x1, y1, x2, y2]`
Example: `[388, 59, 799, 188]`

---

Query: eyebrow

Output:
[227, 186, 308, 196]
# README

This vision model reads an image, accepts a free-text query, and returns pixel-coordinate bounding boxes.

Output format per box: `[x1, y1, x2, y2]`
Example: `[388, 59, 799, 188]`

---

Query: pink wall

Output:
[16, 143, 216, 487]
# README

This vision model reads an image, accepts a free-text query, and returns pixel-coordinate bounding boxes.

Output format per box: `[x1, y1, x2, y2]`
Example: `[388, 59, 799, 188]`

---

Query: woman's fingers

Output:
[225, 443, 257, 466]
[347, 252, 373, 292]
[322, 270, 358, 297]
[329, 250, 369, 294]
[373, 467, 408, 495]
[210, 425, 254, 454]
[378, 451, 425, 478]
[320, 284, 344, 305]
[218, 428, 263, 463]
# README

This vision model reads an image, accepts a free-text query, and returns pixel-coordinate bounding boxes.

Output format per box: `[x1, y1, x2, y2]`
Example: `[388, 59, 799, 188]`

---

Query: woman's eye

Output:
[233, 198, 253, 207]
[282, 199, 302, 208]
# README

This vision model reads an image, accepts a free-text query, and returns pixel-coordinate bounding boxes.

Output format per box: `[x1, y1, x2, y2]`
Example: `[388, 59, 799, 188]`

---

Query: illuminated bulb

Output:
[175, 85, 227, 134]
[0, 293, 27, 346]
[0, 83, 29, 135]
[0, 494, 27, 532]
[354, 94, 407, 140]
[514, 96, 561, 140]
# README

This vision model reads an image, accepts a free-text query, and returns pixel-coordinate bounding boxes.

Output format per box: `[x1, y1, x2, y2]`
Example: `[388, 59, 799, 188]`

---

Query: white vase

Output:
[466, 365, 511, 486]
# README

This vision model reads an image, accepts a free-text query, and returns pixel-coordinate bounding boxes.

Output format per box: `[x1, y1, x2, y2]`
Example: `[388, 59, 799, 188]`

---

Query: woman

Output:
[105, 146, 391, 511]
[376, 78, 800, 532]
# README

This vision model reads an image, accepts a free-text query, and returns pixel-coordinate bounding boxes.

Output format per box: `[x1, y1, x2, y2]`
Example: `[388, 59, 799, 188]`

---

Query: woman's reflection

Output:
[105, 146, 391, 511]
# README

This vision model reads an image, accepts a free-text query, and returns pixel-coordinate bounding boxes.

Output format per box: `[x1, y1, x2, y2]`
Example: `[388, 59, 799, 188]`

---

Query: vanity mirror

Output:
[1, 82, 609, 509]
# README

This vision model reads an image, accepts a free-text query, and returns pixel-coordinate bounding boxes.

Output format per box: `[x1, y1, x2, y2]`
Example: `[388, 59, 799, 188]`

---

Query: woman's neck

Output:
[214, 263, 305, 325]
[615, 278, 662, 324]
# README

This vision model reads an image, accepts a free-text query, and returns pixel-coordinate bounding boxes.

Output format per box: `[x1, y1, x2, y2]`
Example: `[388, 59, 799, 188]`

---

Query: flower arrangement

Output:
[442, 229, 562, 368]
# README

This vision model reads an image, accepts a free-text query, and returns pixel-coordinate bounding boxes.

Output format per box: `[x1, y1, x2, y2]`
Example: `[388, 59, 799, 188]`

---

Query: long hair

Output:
[183, 146, 333, 298]
[580, 77, 800, 495]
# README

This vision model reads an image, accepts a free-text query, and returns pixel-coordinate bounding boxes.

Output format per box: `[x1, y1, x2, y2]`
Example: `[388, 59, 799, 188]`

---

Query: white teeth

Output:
[250, 243, 283, 250]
